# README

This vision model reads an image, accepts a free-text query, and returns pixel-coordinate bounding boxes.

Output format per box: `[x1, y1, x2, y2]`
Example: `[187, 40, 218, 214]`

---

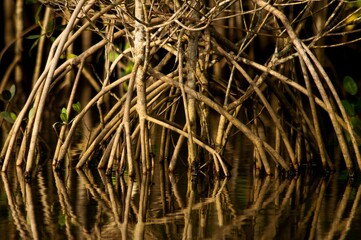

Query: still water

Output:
[0, 144, 361, 239]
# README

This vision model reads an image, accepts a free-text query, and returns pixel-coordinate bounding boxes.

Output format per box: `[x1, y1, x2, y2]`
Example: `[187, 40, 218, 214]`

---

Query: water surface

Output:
[0, 149, 360, 239]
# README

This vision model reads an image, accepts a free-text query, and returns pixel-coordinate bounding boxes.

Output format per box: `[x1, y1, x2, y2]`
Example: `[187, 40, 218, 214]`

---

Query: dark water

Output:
[0, 143, 361, 239]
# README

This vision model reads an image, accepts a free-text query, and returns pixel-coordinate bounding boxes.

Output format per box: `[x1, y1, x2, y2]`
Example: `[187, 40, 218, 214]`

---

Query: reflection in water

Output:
[0, 165, 361, 239]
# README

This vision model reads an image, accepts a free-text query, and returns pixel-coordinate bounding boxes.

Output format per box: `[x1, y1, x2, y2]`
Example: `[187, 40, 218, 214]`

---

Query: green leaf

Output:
[1, 111, 15, 124]
[26, 34, 41, 40]
[112, 175, 116, 185]
[28, 107, 34, 119]
[125, 62, 133, 74]
[67, 53, 77, 59]
[34, 4, 42, 24]
[123, 82, 128, 92]
[60, 108, 68, 123]
[72, 102, 81, 113]
[9, 84, 16, 98]
[58, 213, 66, 226]
[108, 50, 120, 63]
[343, 76, 358, 95]
[342, 100, 355, 116]
[10, 112, 17, 121]
[124, 42, 131, 50]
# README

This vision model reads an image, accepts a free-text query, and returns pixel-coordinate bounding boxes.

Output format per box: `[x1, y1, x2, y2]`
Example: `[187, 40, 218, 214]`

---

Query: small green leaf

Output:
[9, 84, 16, 98]
[60, 108, 68, 123]
[67, 53, 77, 59]
[10, 112, 17, 121]
[34, 3, 42, 24]
[125, 62, 133, 74]
[72, 102, 81, 113]
[28, 107, 34, 119]
[342, 100, 355, 116]
[1, 111, 15, 123]
[343, 76, 358, 95]
[123, 82, 128, 91]
[108, 50, 120, 63]
[58, 213, 66, 226]
[26, 34, 41, 40]
[112, 175, 116, 185]
[124, 42, 131, 50]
